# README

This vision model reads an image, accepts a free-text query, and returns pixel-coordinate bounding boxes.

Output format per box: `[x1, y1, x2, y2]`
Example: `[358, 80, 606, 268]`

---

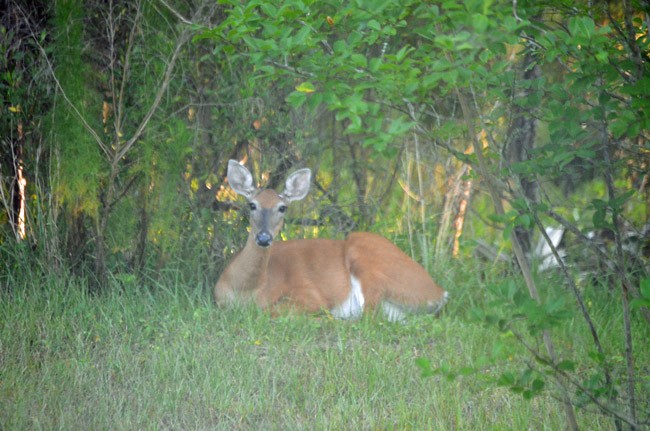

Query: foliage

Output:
[48, 1, 103, 215]
[201, 0, 511, 155]
[0, 1, 53, 243]
[199, 0, 650, 427]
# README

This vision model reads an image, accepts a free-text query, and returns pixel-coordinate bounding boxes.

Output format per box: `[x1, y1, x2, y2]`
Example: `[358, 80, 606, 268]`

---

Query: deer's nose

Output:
[255, 231, 273, 248]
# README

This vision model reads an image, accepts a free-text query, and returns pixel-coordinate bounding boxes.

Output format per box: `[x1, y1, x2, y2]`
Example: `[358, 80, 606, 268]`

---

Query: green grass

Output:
[0, 271, 646, 430]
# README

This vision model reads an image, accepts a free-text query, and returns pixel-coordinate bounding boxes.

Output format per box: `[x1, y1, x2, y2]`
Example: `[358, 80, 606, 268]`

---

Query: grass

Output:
[0, 268, 647, 430]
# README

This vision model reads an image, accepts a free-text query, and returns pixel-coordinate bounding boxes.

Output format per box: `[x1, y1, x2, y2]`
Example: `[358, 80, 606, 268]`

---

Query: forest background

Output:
[1, 0, 650, 429]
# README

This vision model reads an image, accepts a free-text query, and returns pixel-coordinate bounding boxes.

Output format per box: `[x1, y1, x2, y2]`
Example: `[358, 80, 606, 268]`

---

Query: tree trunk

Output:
[505, 49, 540, 256]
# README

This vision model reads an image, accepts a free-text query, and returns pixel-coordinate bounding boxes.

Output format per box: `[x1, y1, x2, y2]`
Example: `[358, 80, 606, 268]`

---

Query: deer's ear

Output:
[281, 168, 311, 202]
[227, 160, 257, 199]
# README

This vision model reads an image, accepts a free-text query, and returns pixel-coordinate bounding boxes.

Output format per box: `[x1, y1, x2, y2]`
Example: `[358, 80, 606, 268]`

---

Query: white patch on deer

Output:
[381, 301, 407, 323]
[331, 275, 365, 320]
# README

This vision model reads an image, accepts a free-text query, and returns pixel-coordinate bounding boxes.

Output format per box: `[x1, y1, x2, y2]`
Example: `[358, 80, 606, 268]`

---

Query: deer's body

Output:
[214, 160, 448, 321]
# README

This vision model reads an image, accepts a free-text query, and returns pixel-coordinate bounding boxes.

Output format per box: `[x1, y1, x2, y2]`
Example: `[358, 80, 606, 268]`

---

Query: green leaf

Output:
[260, 3, 278, 18]
[532, 378, 545, 392]
[610, 109, 640, 138]
[631, 278, 650, 309]
[415, 357, 434, 377]
[286, 91, 307, 108]
[588, 350, 606, 364]
[394, 45, 414, 63]
[387, 117, 414, 135]
[350, 53, 368, 68]
[295, 82, 316, 93]
[516, 213, 532, 229]
[640, 278, 650, 298]
[367, 19, 381, 31]
[498, 372, 516, 386]
[609, 189, 635, 210]
[630, 298, 650, 310]
[472, 13, 488, 33]
[557, 360, 576, 372]
[568, 16, 595, 39]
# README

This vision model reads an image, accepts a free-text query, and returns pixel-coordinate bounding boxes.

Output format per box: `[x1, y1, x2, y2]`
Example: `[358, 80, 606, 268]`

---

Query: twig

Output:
[508, 325, 639, 428]
[115, 28, 190, 161]
[528, 205, 618, 414]
[158, 0, 194, 25]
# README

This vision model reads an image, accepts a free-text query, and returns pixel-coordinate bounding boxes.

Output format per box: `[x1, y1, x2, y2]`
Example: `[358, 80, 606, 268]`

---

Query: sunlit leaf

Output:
[295, 82, 316, 93]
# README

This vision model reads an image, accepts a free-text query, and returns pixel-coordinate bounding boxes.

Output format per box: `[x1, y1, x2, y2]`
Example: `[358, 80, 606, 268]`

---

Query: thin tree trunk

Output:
[452, 165, 472, 258]
[1, 136, 27, 242]
[436, 161, 472, 259]
[505, 49, 539, 256]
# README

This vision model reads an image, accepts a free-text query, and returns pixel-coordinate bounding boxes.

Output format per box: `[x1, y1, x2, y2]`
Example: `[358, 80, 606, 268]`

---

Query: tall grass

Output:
[0, 262, 645, 430]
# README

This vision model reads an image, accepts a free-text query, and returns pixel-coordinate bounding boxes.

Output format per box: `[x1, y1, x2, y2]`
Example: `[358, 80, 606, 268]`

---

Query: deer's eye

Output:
[278, 205, 287, 213]
[249, 202, 257, 211]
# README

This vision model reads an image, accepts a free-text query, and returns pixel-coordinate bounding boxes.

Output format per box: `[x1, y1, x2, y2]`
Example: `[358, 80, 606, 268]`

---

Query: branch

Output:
[112, 0, 142, 139]
[158, 0, 194, 25]
[115, 28, 191, 162]
[527, 207, 619, 417]
[508, 325, 639, 429]
[298, 19, 334, 55]
[264, 59, 315, 78]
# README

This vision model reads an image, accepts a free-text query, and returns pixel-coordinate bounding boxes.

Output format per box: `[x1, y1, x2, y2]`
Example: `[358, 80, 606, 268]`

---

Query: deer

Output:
[214, 160, 448, 321]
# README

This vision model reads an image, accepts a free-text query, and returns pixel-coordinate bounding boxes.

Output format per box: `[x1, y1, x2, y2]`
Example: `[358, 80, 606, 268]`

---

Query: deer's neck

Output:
[235, 234, 271, 292]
